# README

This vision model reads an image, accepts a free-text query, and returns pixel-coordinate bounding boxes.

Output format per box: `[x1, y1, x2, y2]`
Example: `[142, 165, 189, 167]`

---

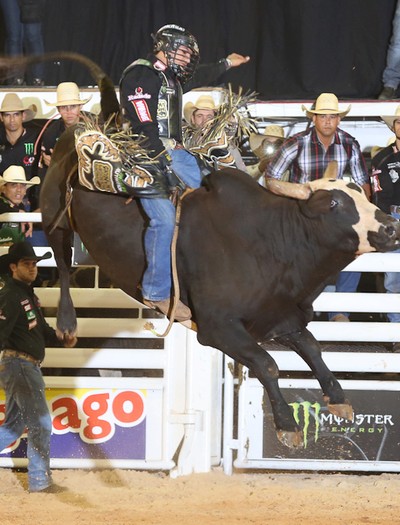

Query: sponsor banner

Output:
[262, 388, 400, 461]
[0, 388, 146, 460]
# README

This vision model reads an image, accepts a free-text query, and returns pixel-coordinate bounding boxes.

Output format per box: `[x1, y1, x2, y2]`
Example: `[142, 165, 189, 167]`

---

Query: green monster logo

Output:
[24, 142, 34, 155]
[290, 401, 321, 447]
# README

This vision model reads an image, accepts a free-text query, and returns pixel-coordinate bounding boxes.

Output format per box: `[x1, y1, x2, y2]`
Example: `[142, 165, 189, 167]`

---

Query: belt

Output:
[2, 349, 41, 366]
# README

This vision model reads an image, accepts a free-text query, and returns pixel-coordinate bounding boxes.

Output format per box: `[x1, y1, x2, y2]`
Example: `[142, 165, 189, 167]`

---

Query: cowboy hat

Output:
[381, 105, 400, 130]
[0, 165, 40, 186]
[301, 93, 351, 119]
[45, 82, 92, 107]
[0, 93, 37, 121]
[183, 95, 219, 124]
[249, 124, 285, 157]
[0, 241, 51, 275]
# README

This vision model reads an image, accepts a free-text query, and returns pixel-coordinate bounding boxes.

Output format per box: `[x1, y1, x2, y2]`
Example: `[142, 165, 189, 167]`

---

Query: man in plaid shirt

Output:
[266, 93, 371, 199]
[266, 93, 372, 322]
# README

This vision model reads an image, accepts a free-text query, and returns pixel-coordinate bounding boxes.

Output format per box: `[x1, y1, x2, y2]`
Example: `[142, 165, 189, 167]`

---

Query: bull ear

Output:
[323, 160, 338, 179]
[299, 190, 332, 217]
[266, 179, 311, 200]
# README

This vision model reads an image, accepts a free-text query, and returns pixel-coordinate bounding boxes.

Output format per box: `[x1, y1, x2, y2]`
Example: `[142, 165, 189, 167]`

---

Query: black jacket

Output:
[0, 276, 59, 361]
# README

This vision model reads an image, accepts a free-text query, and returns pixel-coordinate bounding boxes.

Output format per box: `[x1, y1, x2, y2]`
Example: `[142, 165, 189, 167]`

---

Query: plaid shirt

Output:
[266, 127, 368, 185]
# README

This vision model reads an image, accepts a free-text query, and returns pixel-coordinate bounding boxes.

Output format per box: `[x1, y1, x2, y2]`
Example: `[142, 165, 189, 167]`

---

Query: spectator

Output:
[0, 0, 45, 86]
[371, 105, 400, 351]
[0, 93, 39, 183]
[0, 165, 40, 242]
[183, 93, 248, 173]
[266, 93, 371, 322]
[39, 82, 92, 177]
[378, 0, 400, 100]
[247, 124, 285, 181]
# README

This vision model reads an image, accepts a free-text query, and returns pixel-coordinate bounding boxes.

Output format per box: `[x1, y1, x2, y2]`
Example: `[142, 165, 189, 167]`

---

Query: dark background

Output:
[0, 0, 397, 100]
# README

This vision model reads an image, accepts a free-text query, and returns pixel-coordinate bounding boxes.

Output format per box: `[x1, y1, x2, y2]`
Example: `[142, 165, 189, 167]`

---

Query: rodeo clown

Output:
[119, 23, 250, 321]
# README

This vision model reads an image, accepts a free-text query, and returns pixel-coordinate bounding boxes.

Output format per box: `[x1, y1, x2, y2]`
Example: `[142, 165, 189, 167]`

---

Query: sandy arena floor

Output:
[1, 467, 400, 524]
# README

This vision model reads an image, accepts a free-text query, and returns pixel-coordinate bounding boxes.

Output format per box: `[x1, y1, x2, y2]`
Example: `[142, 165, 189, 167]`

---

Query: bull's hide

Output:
[75, 129, 154, 195]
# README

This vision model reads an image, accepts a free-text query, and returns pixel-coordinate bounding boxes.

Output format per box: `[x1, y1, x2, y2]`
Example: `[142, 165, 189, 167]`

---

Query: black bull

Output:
[41, 138, 400, 448]
[4, 52, 399, 448]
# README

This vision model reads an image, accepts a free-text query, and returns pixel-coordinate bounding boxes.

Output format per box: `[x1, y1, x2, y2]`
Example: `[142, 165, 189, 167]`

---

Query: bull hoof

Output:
[56, 328, 77, 346]
[325, 398, 354, 421]
[277, 429, 303, 448]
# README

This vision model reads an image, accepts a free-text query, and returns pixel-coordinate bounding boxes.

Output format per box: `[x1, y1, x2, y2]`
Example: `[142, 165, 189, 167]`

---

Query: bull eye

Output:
[330, 198, 339, 209]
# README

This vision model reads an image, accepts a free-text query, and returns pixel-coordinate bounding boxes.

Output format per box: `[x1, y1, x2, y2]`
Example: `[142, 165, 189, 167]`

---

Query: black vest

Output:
[121, 58, 183, 141]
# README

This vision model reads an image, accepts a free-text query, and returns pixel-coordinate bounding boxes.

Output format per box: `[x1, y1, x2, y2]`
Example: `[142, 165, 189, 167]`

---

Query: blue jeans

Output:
[328, 271, 361, 320]
[385, 211, 400, 323]
[0, 356, 52, 492]
[141, 149, 202, 300]
[385, 256, 400, 322]
[382, 0, 400, 89]
[0, 0, 45, 79]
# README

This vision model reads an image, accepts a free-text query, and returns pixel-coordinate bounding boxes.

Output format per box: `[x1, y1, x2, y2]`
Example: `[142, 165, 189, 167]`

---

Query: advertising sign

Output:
[262, 387, 400, 461]
[0, 388, 146, 461]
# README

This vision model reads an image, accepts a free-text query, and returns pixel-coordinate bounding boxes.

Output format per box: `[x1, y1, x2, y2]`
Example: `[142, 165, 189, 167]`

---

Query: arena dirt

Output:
[0, 467, 399, 524]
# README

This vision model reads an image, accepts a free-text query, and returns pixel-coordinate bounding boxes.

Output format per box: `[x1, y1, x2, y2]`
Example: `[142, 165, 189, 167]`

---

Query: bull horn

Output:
[266, 178, 311, 200]
[323, 160, 338, 179]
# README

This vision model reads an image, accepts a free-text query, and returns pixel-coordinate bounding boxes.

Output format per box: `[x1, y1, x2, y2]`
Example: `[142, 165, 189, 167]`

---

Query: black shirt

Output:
[0, 276, 59, 361]
[371, 144, 400, 213]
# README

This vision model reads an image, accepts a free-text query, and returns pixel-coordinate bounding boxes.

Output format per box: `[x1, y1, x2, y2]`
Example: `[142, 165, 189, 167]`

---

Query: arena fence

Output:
[0, 213, 400, 476]
[224, 253, 400, 475]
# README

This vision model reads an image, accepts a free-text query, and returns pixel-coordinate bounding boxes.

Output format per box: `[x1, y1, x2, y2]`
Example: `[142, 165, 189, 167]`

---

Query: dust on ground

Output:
[1, 467, 399, 524]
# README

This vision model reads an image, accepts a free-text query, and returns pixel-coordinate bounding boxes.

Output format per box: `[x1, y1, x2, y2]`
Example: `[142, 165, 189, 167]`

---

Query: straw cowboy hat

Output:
[0, 93, 37, 121]
[0, 165, 40, 186]
[183, 95, 219, 124]
[370, 136, 396, 159]
[381, 105, 400, 130]
[249, 124, 285, 157]
[301, 93, 351, 119]
[45, 82, 92, 107]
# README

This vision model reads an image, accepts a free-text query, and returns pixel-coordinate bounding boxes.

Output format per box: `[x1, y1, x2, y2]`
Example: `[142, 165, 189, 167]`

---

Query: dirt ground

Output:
[1, 467, 400, 525]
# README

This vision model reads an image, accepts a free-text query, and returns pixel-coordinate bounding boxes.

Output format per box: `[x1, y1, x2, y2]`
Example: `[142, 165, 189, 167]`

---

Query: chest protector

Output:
[122, 58, 183, 142]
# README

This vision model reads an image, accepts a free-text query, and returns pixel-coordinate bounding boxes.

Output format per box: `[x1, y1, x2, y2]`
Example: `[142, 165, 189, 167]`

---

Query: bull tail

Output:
[0, 52, 120, 121]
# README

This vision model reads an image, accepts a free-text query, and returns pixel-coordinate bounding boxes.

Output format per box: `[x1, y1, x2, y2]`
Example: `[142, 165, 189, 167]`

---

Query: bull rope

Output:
[144, 188, 193, 338]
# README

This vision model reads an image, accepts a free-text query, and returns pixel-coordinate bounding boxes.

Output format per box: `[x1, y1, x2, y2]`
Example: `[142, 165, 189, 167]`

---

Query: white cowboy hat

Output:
[381, 105, 400, 130]
[249, 124, 285, 155]
[0, 93, 37, 122]
[45, 82, 92, 107]
[301, 93, 351, 119]
[0, 165, 40, 186]
[183, 95, 219, 124]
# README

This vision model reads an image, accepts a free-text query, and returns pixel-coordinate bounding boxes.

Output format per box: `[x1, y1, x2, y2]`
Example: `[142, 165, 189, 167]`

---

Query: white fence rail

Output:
[1, 214, 400, 475]
[224, 252, 400, 475]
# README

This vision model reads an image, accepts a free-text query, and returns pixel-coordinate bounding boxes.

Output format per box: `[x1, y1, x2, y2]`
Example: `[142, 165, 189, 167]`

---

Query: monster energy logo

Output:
[24, 143, 34, 155]
[290, 401, 321, 448]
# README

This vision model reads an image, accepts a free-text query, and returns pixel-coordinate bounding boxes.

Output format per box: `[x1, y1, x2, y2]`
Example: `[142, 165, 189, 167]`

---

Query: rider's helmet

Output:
[152, 24, 200, 83]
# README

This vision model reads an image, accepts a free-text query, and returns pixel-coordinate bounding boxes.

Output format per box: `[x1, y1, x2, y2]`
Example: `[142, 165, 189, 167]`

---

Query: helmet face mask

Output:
[153, 24, 200, 82]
